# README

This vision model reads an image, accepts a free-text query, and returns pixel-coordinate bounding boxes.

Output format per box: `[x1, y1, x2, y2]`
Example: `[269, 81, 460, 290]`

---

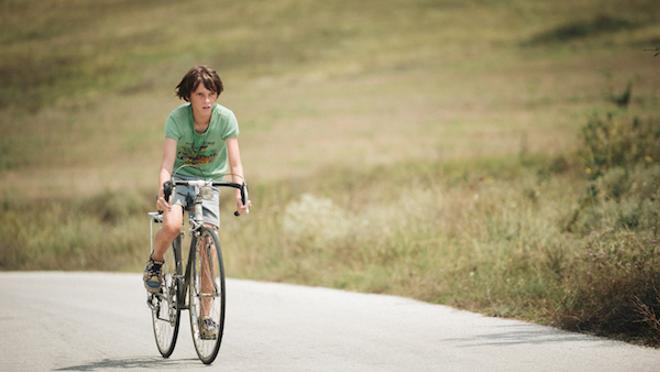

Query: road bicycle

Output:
[146, 176, 248, 364]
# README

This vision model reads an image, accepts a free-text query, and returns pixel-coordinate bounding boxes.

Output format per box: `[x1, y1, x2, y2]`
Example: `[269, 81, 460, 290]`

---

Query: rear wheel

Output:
[150, 235, 182, 358]
[189, 227, 225, 364]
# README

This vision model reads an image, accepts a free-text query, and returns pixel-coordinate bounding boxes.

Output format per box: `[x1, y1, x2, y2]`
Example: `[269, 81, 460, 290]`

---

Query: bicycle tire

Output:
[150, 235, 182, 358]
[188, 227, 226, 364]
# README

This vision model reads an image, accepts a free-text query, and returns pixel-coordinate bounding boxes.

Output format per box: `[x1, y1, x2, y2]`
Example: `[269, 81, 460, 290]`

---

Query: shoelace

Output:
[147, 260, 163, 275]
[202, 318, 216, 328]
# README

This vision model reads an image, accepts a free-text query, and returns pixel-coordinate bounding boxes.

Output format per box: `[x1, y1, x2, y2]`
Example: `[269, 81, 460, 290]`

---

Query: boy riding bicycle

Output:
[143, 65, 251, 339]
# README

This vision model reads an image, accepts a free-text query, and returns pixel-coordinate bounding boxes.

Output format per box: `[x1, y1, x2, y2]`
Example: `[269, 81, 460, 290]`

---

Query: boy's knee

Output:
[163, 221, 181, 236]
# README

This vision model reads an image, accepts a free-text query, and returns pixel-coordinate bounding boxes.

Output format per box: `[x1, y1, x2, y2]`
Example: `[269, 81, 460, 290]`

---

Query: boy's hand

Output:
[156, 190, 171, 212]
[235, 196, 251, 215]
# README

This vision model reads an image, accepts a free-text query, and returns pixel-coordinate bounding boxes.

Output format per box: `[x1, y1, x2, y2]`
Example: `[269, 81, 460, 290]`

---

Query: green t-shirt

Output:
[165, 103, 239, 180]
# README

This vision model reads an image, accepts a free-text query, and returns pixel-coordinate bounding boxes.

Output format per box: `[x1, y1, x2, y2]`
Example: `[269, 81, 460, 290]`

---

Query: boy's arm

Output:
[226, 137, 250, 214]
[156, 138, 177, 210]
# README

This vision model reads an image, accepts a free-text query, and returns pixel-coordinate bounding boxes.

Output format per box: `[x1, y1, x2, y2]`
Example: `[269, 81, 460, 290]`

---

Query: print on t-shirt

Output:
[178, 142, 218, 165]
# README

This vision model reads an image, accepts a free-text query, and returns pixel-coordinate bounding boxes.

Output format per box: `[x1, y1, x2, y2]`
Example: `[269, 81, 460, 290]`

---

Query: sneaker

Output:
[143, 257, 164, 294]
[198, 317, 219, 340]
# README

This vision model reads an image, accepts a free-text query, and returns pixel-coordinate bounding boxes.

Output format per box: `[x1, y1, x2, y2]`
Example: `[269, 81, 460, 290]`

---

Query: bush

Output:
[560, 231, 659, 344]
[565, 114, 659, 234]
[580, 114, 658, 181]
[559, 113, 660, 344]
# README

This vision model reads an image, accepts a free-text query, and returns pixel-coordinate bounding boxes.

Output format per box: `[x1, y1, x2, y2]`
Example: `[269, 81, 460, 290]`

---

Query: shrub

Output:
[559, 113, 660, 344]
[565, 114, 659, 234]
[580, 114, 658, 180]
[560, 231, 659, 344]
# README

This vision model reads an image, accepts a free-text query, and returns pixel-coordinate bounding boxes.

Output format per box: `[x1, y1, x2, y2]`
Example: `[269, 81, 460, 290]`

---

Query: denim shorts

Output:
[171, 178, 220, 227]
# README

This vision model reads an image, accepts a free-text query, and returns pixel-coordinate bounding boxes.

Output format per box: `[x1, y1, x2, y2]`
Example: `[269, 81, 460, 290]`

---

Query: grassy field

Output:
[1, 0, 659, 345]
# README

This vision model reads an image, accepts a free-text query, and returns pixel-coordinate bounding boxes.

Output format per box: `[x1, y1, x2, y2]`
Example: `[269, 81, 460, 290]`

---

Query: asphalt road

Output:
[0, 272, 658, 371]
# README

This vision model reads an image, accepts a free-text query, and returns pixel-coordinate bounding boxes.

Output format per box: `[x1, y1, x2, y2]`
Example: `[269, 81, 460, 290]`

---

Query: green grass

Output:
[1, 0, 659, 345]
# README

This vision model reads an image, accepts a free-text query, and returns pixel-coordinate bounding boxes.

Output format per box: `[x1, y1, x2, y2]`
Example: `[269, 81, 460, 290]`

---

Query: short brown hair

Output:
[175, 65, 224, 101]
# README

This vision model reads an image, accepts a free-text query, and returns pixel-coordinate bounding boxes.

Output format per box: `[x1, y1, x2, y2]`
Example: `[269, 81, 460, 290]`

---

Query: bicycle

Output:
[146, 176, 248, 364]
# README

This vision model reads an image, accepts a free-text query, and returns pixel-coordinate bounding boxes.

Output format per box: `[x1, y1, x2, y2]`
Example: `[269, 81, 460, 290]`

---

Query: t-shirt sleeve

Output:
[221, 110, 240, 140]
[164, 114, 180, 140]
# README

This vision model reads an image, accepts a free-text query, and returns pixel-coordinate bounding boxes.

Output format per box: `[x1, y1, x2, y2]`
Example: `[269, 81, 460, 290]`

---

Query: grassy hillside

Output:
[1, 0, 659, 344]
[2, 0, 658, 195]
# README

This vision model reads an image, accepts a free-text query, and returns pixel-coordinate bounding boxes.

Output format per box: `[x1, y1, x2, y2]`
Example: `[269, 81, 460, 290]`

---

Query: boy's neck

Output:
[192, 108, 212, 129]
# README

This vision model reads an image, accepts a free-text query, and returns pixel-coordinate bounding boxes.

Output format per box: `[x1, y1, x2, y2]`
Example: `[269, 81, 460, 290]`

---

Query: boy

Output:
[143, 65, 251, 338]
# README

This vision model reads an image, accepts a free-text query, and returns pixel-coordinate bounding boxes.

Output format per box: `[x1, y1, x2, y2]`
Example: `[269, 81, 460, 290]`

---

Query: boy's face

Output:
[189, 83, 218, 117]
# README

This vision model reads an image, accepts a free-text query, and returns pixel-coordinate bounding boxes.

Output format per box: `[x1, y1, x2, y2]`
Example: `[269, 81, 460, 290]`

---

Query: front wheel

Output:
[189, 227, 226, 364]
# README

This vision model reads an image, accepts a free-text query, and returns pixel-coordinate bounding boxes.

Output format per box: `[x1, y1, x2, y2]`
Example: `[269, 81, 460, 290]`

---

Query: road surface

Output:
[0, 272, 658, 371]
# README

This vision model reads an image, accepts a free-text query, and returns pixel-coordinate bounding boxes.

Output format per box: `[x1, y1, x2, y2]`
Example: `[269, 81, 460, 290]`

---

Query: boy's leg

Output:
[152, 204, 183, 261]
[144, 204, 183, 293]
[198, 188, 220, 338]
[200, 187, 220, 318]
[199, 230, 218, 318]
[198, 228, 219, 339]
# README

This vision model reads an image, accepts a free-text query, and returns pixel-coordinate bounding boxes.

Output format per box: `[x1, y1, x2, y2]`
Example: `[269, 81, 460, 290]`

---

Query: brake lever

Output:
[234, 182, 249, 217]
[158, 180, 174, 214]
